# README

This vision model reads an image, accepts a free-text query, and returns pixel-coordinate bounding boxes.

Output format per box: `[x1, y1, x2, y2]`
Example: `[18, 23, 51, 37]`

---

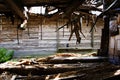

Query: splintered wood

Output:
[0, 53, 120, 80]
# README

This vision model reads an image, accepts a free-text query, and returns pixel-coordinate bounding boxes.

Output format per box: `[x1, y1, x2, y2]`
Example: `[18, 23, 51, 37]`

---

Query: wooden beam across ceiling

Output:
[79, 5, 102, 12]
[63, 0, 85, 18]
[4, 0, 26, 20]
[22, 0, 70, 7]
[0, 4, 10, 13]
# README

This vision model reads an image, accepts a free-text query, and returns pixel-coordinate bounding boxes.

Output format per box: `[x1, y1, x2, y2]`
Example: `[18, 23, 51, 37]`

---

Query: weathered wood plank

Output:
[0, 65, 83, 76]
[46, 57, 108, 64]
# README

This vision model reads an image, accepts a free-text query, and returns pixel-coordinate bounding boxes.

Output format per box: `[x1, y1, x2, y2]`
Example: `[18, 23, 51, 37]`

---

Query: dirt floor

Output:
[0, 53, 120, 80]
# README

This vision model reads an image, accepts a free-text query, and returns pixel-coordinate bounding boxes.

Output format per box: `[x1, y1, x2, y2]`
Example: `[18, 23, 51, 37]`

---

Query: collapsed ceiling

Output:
[0, 0, 119, 44]
[0, 1, 119, 31]
[0, 0, 104, 20]
[0, 0, 119, 20]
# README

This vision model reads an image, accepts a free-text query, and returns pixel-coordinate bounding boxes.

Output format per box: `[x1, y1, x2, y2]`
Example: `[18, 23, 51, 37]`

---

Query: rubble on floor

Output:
[0, 53, 120, 80]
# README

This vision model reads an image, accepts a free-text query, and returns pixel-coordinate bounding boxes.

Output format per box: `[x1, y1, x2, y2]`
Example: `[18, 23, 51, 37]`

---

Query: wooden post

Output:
[40, 7, 43, 40]
[27, 24, 30, 37]
[91, 23, 94, 48]
[0, 16, 2, 34]
[16, 19, 20, 45]
[91, 15, 95, 48]
[62, 19, 64, 37]
[40, 21, 43, 40]
[56, 20, 59, 51]
[99, 17, 110, 56]
[98, 0, 111, 56]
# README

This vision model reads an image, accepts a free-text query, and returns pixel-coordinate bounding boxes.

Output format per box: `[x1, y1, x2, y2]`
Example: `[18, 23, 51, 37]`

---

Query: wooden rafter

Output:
[79, 5, 102, 12]
[4, 0, 26, 20]
[22, 0, 70, 7]
[63, 0, 85, 18]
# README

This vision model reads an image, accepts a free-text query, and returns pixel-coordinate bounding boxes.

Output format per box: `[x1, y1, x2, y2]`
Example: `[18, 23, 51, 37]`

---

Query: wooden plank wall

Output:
[0, 16, 103, 57]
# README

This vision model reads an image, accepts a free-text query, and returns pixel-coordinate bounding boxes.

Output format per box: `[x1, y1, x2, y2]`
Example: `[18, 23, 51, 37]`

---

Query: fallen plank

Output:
[46, 57, 108, 64]
[1, 62, 119, 80]
[0, 65, 83, 76]
[77, 64, 120, 80]
[15, 76, 46, 80]
[13, 65, 120, 80]
[14, 74, 85, 80]
[56, 74, 85, 80]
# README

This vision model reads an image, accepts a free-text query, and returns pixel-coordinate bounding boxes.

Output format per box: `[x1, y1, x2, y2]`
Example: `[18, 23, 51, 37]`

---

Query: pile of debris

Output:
[0, 53, 120, 80]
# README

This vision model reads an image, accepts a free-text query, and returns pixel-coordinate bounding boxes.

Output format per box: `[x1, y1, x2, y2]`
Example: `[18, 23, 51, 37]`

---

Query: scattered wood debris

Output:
[0, 53, 120, 80]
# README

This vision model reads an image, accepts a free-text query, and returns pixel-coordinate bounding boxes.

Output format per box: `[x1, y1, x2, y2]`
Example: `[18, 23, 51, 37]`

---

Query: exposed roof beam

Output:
[4, 0, 26, 20]
[0, 4, 11, 13]
[79, 11, 92, 16]
[63, 0, 85, 18]
[22, 0, 70, 7]
[79, 5, 102, 12]
[0, 4, 8, 9]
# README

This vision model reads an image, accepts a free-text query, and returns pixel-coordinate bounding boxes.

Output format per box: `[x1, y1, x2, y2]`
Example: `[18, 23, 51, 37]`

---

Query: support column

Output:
[98, 0, 111, 56]
[91, 24, 94, 48]
[99, 16, 110, 56]
[56, 20, 59, 51]
[91, 15, 96, 48]
[0, 16, 2, 34]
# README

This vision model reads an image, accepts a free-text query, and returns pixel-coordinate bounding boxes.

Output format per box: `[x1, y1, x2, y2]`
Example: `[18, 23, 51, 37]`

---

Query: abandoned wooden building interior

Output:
[0, 0, 120, 80]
